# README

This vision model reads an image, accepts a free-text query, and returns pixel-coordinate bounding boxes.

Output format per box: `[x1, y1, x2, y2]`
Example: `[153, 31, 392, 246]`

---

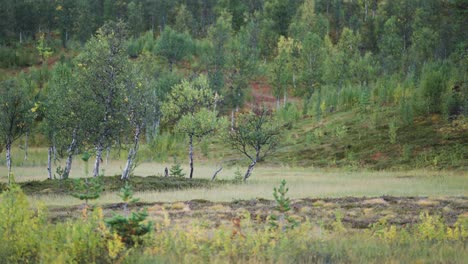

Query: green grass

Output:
[19, 166, 467, 207]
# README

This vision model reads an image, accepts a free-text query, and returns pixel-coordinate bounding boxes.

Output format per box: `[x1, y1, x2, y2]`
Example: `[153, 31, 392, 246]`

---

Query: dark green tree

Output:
[154, 26, 194, 72]
[0, 78, 35, 183]
[206, 11, 232, 93]
[74, 21, 131, 177]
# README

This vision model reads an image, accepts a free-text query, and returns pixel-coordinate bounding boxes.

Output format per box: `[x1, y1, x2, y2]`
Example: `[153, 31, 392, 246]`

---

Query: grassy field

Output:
[1, 146, 467, 263]
[1, 161, 466, 206]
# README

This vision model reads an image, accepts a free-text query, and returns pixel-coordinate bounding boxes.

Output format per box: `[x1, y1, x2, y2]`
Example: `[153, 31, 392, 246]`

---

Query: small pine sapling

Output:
[269, 179, 298, 231]
[119, 181, 140, 215]
[170, 157, 186, 177]
[70, 177, 103, 206]
[105, 182, 152, 247]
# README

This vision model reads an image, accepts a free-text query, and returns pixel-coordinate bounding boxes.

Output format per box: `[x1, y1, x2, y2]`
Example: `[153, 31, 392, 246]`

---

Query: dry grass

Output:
[23, 164, 468, 207]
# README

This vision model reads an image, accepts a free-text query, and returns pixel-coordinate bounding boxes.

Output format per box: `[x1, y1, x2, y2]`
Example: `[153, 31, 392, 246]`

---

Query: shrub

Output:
[388, 120, 398, 144]
[70, 176, 104, 205]
[0, 185, 45, 263]
[419, 63, 450, 114]
[269, 179, 298, 231]
[170, 157, 186, 177]
[105, 183, 152, 247]
[276, 102, 300, 129]
[0, 185, 126, 263]
[43, 208, 126, 263]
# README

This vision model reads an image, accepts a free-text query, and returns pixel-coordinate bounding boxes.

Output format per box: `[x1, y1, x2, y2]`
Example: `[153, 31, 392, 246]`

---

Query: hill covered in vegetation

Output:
[0, 0, 466, 177]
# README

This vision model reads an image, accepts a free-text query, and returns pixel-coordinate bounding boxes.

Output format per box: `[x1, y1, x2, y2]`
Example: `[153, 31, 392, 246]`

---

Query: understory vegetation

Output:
[1, 182, 467, 263]
[0, 0, 467, 263]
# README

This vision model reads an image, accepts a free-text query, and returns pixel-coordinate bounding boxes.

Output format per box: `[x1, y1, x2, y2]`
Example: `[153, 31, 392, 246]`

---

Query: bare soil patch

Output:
[49, 196, 468, 229]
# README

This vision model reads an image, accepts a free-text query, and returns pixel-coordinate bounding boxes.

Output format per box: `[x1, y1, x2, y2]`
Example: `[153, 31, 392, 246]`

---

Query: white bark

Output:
[121, 126, 141, 180]
[244, 160, 257, 181]
[63, 130, 77, 179]
[93, 145, 104, 177]
[189, 135, 194, 179]
[6, 142, 12, 184]
[24, 132, 28, 161]
[47, 146, 53, 179]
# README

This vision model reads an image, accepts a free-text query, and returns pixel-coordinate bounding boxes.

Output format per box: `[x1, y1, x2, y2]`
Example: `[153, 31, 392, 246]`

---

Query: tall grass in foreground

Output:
[1, 185, 467, 263]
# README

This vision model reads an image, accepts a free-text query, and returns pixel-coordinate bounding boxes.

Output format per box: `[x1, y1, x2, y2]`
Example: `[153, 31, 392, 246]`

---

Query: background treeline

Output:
[0, 0, 467, 175]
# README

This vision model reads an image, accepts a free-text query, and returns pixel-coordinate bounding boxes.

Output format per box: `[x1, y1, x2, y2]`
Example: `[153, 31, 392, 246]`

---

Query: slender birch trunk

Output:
[47, 146, 53, 179]
[63, 129, 77, 179]
[244, 160, 257, 181]
[6, 141, 12, 184]
[122, 126, 141, 180]
[24, 132, 28, 161]
[93, 144, 104, 177]
[189, 134, 194, 179]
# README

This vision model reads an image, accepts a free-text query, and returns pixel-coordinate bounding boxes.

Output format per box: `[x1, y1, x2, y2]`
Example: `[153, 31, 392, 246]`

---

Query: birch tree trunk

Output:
[63, 130, 77, 179]
[47, 146, 53, 179]
[93, 144, 104, 177]
[122, 126, 141, 180]
[6, 141, 12, 184]
[189, 134, 194, 179]
[24, 132, 28, 161]
[243, 159, 257, 181]
[231, 109, 235, 130]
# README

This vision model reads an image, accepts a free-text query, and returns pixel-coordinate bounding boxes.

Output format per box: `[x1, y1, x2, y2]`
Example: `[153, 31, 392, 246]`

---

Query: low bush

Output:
[0, 185, 126, 263]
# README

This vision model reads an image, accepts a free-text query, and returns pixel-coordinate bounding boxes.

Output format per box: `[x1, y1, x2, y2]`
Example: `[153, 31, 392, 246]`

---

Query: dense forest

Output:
[0, 0, 467, 180]
[1, 1, 468, 263]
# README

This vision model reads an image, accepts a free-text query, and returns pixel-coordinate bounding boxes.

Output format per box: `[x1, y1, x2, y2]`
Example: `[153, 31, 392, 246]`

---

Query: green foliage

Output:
[226, 107, 282, 180]
[154, 27, 194, 71]
[388, 120, 398, 144]
[276, 102, 300, 129]
[170, 158, 186, 178]
[0, 185, 125, 263]
[106, 183, 152, 247]
[175, 108, 221, 140]
[233, 167, 243, 182]
[119, 181, 140, 205]
[399, 98, 414, 126]
[370, 212, 468, 243]
[36, 32, 53, 62]
[269, 179, 298, 231]
[359, 88, 371, 113]
[0, 184, 45, 262]
[419, 63, 449, 114]
[0, 45, 36, 68]
[44, 207, 126, 263]
[331, 210, 347, 233]
[70, 177, 103, 205]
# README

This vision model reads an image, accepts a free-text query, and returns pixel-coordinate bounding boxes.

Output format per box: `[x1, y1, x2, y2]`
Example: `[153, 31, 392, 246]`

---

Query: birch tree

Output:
[226, 107, 282, 181]
[75, 21, 130, 177]
[44, 62, 88, 179]
[121, 64, 158, 180]
[161, 75, 222, 179]
[0, 79, 35, 183]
